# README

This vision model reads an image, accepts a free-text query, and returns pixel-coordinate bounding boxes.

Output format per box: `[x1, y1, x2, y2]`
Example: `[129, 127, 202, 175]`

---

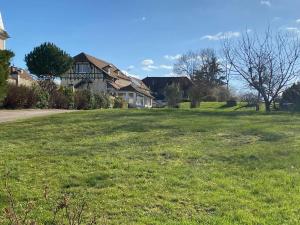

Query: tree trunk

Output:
[256, 92, 260, 112]
[265, 101, 271, 112]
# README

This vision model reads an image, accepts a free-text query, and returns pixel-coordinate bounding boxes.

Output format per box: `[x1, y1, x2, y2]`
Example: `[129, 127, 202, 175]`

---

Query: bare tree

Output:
[223, 29, 300, 112]
[173, 51, 202, 79]
[174, 49, 226, 107]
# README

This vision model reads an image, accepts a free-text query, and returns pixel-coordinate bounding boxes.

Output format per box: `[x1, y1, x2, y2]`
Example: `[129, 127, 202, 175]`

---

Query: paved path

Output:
[0, 109, 73, 123]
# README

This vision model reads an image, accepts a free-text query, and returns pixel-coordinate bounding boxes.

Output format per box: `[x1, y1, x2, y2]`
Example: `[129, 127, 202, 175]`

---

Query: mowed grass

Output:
[0, 103, 300, 224]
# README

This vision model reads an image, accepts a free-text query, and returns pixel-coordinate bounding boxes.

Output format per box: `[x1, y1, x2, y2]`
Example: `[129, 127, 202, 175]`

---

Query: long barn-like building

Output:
[61, 53, 153, 108]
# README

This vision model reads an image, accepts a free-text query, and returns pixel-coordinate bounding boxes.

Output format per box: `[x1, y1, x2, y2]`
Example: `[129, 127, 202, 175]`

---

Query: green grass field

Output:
[0, 103, 299, 224]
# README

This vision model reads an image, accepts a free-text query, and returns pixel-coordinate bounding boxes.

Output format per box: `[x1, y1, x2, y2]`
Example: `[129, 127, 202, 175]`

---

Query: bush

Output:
[33, 85, 49, 109]
[74, 90, 93, 110]
[281, 83, 300, 110]
[49, 87, 74, 109]
[113, 97, 128, 108]
[165, 84, 181, 108]
[202, 95, 217, 102]
[0, 50, 14, 101]
[212, 86, 231, 102]
[94, 93, 111, 109]
[3, 84, 38, 109]
[226, 99, 237, 107]
[241, 93, 258, 107]
[190, 100, 200, 108]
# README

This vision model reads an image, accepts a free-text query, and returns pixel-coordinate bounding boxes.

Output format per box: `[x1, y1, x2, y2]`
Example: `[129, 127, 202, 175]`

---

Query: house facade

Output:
[61, 53, 153, 108]
[8, 67, 35, 87]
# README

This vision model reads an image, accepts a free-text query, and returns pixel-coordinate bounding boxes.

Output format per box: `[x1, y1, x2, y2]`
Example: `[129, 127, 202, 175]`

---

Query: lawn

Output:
[0, 103, 299, 224]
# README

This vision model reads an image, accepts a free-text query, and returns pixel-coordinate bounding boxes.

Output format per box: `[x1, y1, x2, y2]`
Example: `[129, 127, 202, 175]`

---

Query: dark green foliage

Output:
[165, 84, 181, 108]
[281, 83, 300, 110]
[0, 50, 14, 101]
[226, 99, 238, 107]
[193, 49, 225, 88]
[25, 43, 73, 80]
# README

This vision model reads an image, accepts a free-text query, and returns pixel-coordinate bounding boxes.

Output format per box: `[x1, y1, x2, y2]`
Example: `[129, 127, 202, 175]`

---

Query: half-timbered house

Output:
[61, 53, 153, 108]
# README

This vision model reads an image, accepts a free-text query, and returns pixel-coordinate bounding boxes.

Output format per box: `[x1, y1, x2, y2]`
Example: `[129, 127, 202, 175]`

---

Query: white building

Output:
[0, 11, 35, 86]
[0, 12, 9, 50]
[61, 53, 153, 108]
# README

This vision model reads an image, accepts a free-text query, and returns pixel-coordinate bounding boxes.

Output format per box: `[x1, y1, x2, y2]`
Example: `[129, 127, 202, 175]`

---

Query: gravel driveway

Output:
[0, 109, 73, 123]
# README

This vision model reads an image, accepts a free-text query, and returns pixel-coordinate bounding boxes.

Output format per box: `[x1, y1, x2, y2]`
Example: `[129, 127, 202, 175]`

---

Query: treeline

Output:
[167, 29, 300, 111]
[2, 82, 126, 110]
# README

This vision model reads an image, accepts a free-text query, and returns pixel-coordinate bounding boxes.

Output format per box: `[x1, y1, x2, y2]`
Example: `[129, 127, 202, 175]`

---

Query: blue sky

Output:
[2, 0, 300, 82]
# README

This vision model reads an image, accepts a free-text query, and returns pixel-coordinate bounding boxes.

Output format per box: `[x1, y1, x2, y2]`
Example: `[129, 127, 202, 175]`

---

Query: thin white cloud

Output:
[141, 59, 173, 71]
[122, 70, 140, 79]
[142, 59, 154, 66]
[160, 65, 173, 70]
[296, 19, 300, 24]
[201, 31, 241, 41]
[142, 65, 158, 71]
[260, 0, 271, 7]
[164, 54, 182, 61]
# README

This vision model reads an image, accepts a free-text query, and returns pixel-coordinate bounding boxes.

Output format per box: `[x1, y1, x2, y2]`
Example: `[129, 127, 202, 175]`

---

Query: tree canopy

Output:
[223, 29, 300, 111]
[25, 43, 73, 80]
[174, 49, 226, 105]
[282, 83, 300, 105]
[0, 50, 14, 101]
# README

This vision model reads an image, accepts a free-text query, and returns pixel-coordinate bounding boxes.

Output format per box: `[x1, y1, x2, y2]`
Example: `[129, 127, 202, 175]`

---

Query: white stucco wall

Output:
[0, 39, 4, 50]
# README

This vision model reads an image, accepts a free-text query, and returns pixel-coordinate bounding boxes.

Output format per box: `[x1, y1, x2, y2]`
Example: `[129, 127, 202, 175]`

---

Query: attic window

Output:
[77, 63, 91, 73]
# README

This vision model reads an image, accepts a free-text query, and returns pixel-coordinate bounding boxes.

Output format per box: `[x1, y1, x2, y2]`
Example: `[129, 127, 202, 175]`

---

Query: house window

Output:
[77, 63, 91, 73]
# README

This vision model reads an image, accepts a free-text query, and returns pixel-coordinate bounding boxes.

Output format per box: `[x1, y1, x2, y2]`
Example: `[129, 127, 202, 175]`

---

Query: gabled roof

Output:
[74, 52, 131, 81]
[10, 67, 34, 81]
[73, 52, 153, 98]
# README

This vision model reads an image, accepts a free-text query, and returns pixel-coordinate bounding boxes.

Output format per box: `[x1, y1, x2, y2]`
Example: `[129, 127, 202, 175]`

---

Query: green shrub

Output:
[74, 90, 93, 110]
[202, 95, 217, 102]
[94, 93, 111, 109]
[113, 97, 127, 108]
[281, 83, 300, 111]
[165, 84, 181, 108]
[0, 50, 14, 102]
[226, 99, 237, 107]
[49, 87, 74, 109]
[32, 84, 49, 109]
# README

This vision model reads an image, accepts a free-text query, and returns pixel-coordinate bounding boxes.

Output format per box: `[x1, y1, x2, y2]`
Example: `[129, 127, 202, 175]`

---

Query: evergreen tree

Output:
[0, 50, 14, 101]
[25, 42, 73, 80]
